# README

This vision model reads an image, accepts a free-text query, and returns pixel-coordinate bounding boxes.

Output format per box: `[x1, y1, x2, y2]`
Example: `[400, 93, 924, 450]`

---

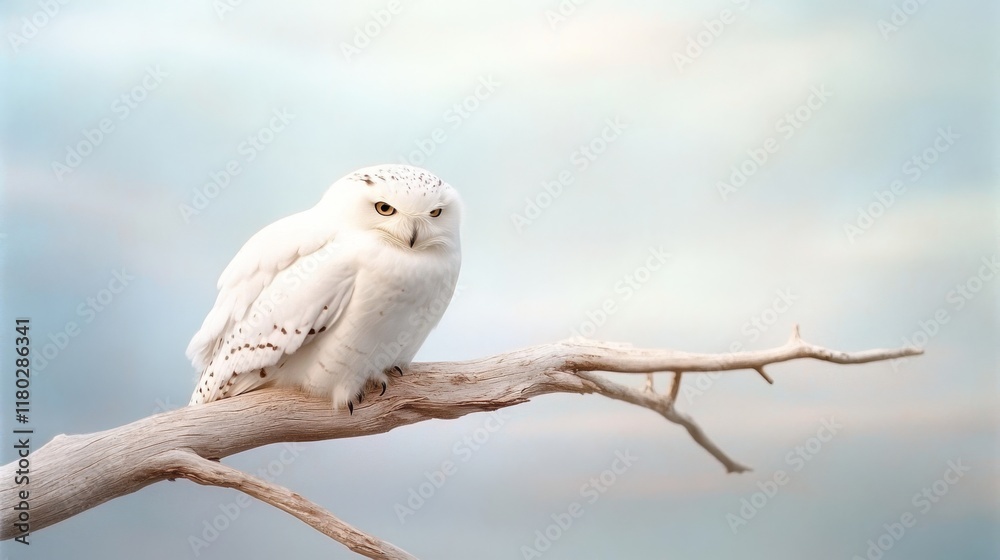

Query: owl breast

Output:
[274, 235, 461, 408]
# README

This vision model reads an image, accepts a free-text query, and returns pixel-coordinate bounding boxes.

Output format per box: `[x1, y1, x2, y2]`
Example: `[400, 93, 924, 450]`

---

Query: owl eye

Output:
[429, 208, 442, 217]
[374, 202, 396, 216]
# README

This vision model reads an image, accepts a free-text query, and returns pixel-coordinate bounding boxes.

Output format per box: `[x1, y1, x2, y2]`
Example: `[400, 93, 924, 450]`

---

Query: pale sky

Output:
[1, 1, 998, 559]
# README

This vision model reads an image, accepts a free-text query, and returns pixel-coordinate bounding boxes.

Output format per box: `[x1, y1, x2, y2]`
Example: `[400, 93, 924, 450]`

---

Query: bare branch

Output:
[669, 371, 683, 400]
[0, 327, 921, 556]
[574, 370, 751, 473]
[559, 324, 919, 374]
[152, 450, 417, 560]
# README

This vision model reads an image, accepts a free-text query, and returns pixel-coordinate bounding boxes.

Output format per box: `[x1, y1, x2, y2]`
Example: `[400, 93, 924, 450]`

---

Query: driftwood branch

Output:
[153, 450, 418, 559]
[0, 326, 920, 557]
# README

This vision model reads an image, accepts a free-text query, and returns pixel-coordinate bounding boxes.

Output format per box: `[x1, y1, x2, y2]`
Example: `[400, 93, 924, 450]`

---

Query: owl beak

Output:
[409, 226, 417, 248]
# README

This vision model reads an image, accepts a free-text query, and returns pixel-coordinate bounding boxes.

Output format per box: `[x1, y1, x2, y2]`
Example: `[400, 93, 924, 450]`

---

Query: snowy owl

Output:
[186, 164, 462, 413]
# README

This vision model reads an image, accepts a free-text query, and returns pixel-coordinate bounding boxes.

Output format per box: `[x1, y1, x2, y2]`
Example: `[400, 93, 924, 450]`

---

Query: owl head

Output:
[323, 164, 462, 251]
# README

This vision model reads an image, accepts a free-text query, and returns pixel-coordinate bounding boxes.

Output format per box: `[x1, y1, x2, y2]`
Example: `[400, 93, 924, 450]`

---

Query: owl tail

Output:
[190, 367, 274, 405]
[225, 368, 275, 400]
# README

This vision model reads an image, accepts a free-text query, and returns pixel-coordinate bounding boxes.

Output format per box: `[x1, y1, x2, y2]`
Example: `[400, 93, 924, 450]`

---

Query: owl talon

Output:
[356, 391, 364, 404]
[348, 401, 354, 415]
[392, 366, 403, 376]
[380, 382, 387, 396]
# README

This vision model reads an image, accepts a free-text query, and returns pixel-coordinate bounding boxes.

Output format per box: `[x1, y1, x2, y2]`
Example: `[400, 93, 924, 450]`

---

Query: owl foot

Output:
[347, 378, 391, 414]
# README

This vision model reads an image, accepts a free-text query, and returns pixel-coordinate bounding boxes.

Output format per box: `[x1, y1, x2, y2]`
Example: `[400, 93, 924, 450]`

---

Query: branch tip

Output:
[788, 323, 802, 343]
[754, 367, 774, 385]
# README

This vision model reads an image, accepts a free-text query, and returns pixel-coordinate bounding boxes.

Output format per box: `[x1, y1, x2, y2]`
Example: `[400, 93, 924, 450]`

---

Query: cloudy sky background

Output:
[1, 0, 997, 558]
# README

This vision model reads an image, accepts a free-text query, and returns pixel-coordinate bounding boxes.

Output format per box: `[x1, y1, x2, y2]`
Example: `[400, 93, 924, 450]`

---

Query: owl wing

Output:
[186, 209, 357, 404]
